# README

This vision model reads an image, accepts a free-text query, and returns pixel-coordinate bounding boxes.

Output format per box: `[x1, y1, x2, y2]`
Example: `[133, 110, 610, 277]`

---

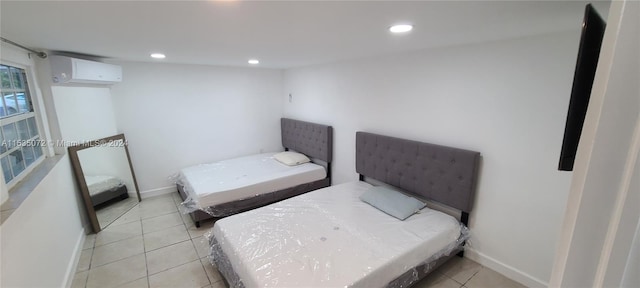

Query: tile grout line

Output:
[78, 197, 148, 287]
[81, 247, 94, 288]
[143, 207, 194, 279]
[88, 243, 146, 270]
[142, 215, 151, 288]
[78, 194, 202, 288]
[180, 195, 213, 286]
[191, 235, 214, 286]
[177, 193, 219, 287]
[462, 266, 484, 287]
[94, 221, 142, 248]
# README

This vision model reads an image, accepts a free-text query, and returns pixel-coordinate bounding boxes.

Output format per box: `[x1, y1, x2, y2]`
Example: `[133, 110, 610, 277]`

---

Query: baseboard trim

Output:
[63, 228, 85, 288]
[465, 247, 548, 288]
[140, 186, 177, 199]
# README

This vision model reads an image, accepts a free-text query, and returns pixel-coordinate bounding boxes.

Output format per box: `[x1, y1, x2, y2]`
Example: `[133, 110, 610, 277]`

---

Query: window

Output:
[0, 64, 44, 186]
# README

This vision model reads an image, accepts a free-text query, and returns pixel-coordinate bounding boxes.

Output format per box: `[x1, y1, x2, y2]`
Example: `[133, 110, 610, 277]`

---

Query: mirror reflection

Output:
[69, 134, 141, 233]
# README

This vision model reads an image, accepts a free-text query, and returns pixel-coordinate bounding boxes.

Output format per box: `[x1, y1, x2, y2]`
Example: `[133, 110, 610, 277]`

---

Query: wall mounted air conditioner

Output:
[50, 55, 122, 84]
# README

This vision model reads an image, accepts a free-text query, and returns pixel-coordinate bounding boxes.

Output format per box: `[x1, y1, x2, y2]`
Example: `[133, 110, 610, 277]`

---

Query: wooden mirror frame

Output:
[68, 134, 141, 233]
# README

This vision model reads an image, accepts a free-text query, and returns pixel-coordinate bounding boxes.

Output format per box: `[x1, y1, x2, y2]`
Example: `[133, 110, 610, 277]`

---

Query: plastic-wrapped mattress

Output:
[178, 153, 326, 211]
[210, 181, 466, 288]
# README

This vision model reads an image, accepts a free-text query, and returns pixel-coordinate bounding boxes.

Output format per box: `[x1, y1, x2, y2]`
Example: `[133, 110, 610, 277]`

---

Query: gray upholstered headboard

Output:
[281, 118, 333, 163]
[356, 132, 480, 213]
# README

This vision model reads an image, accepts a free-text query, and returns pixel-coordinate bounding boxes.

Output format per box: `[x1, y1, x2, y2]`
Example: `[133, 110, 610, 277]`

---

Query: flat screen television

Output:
[558, 4, 606, 171]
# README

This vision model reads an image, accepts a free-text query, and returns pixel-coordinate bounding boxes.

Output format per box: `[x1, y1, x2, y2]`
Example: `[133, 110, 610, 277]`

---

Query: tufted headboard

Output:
[356, 132, 480, 213]
[281, 118, 333, 163]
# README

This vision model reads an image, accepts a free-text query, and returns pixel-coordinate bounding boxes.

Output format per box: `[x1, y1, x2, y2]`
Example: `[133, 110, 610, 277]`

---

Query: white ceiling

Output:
[0, 1, 610, 69]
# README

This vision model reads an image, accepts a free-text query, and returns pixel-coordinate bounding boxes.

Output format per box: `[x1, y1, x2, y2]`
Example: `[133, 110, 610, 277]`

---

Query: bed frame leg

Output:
[195, 221, 201, 228]
[458, 211, 470, 258]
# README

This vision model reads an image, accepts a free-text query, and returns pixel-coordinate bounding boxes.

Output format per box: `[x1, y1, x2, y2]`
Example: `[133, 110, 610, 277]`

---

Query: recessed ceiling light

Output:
[150, 53, 166, 59]
[389, 24, 413, 33]
[248, 59, 260, 65]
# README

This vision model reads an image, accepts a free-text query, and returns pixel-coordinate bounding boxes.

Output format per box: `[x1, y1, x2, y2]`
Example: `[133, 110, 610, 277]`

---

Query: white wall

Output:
[110, 62, 284, 197]
[49, 84, 137, 191]
[1, 45, 85, 288]
[0, 155, 84, 287]
[48, 84, 123, 230]
[51, 86, 118, 142]
[282, 31, 579, 286]
[550, 1, 640, 287]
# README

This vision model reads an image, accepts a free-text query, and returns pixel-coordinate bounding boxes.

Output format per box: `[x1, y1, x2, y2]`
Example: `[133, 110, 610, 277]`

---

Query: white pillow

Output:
[273, 151, 310, 166]
[360, 186, 426, 220]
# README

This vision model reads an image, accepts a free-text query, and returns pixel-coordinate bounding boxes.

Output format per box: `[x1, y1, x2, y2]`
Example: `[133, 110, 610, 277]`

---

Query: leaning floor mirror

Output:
[68, 134, 141, 233]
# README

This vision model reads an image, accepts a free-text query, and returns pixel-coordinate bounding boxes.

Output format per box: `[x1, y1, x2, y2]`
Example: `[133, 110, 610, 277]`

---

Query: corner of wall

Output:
[33, 52, 65, 155]
[465, 247, 548, 287]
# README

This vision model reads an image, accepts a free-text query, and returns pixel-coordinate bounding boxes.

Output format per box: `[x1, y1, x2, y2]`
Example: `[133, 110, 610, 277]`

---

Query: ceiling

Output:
[0, 1, 610, 69]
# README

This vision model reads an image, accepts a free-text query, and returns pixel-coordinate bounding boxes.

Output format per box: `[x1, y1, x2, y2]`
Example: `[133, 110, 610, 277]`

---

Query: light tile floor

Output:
[72, 193, 221, 288]
[72, 193, 526, 288]
[413, 256, 527, 288]
[96, 197, 139, 229]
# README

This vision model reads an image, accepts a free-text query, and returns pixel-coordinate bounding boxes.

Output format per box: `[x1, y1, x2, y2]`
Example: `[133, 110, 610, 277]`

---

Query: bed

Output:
[208, 132, 480, 287]
[177, 118, 333, 227]
[85, 175, 128, 207]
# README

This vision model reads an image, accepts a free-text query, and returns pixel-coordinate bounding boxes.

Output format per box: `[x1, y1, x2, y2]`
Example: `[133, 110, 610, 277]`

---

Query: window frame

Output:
[0, 61, 47, 190]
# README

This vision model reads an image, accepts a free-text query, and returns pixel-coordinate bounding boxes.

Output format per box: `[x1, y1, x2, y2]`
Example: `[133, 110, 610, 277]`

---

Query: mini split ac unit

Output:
[50, 55, 122, 84]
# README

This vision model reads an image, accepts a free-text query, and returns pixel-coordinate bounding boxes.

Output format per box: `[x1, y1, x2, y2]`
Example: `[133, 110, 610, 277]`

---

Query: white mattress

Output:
[212, 181, 462, 287]
[179, 153, 326, 208]
[85, 175, 123, 196]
